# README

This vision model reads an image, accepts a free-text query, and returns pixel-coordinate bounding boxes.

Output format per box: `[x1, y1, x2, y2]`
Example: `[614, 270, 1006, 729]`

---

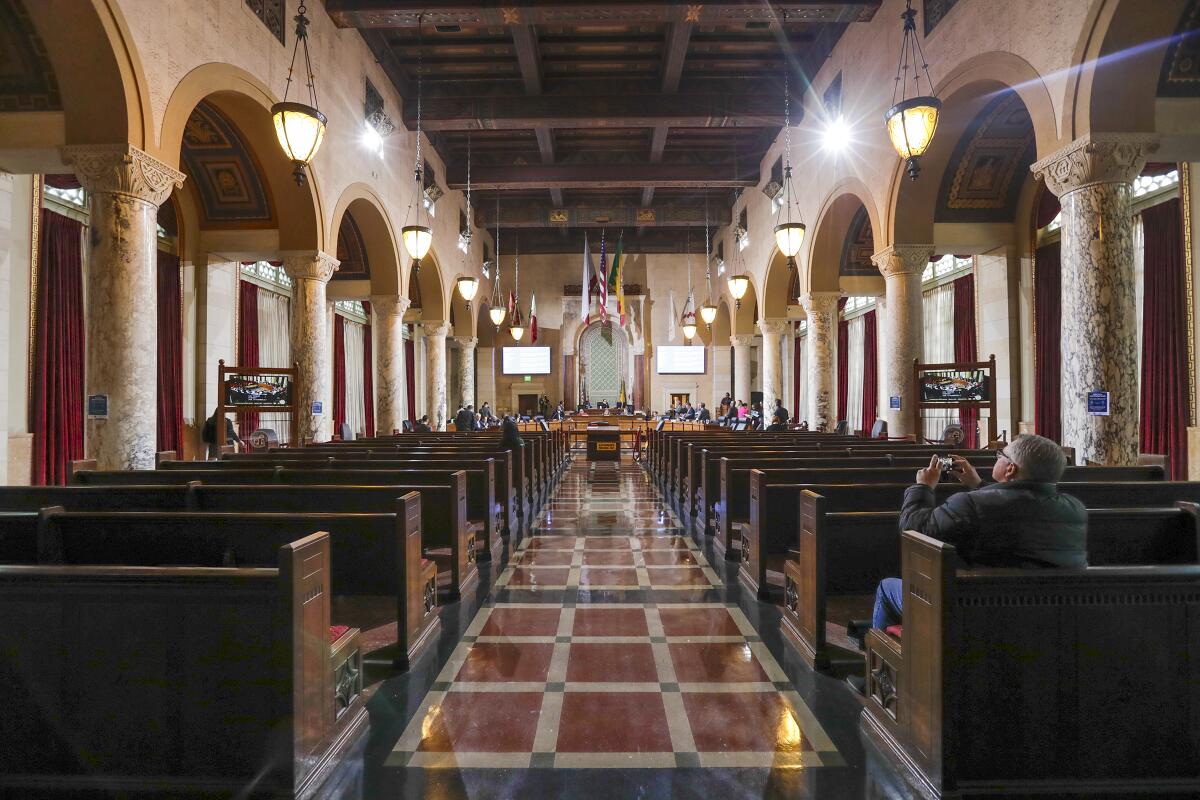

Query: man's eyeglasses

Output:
[997, 448, 1015, 463]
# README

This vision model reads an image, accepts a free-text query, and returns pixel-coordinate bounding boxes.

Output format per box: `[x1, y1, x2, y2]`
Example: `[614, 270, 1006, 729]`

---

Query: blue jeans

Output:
[872, 578, 903, 629]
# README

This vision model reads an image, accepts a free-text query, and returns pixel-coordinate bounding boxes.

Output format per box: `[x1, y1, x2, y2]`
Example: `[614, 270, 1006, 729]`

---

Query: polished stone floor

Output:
[365, 460, 875, 798]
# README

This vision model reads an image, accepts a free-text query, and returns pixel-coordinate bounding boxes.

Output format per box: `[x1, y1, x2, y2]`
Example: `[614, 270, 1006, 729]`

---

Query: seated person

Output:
[413, 415, 433, 433]
[870, 433, 1087, 634]
[764, 408, 789, 432]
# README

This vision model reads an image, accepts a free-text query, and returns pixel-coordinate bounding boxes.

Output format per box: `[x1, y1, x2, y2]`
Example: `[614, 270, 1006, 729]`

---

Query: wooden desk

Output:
[586, 425, 621, 461]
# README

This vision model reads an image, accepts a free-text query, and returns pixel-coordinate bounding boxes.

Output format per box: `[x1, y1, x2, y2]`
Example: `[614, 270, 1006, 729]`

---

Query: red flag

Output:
[530, 293, 538, 343]
[598, 233, 608, 324]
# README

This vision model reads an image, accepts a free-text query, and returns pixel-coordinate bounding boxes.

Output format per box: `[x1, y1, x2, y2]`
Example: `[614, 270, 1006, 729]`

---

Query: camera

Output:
[937, 456, 955, 474]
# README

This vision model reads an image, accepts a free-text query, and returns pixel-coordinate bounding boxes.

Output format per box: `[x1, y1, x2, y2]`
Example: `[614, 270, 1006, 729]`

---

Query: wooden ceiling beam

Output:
[476, 199, 732, 228]
[450, 163, 756, 190]
[510, 24, 543, 95]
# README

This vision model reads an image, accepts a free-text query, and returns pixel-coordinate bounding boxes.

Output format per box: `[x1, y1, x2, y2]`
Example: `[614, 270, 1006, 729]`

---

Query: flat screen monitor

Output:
[225, 374, 292, 407]
[920, 369, 989, 403]
[656, 345, 706, 374]
[502, 346, 551, 375]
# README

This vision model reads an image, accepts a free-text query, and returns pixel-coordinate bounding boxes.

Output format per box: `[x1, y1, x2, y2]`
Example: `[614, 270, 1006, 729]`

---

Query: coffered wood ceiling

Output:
[328, 1, 880, 252]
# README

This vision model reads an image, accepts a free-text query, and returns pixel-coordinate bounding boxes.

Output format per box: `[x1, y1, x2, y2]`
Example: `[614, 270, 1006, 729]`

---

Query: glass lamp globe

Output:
[699, 303, 718, 325]
[509, 324, 525, 342]
[489, 304, 506, 329]
[727, 274, 750, 308]
[456, 276, 479, 306]
[885, 96, 942, 180]
[682, 322, 697, 341]
[774, 221, 806, 259]
[272, 102, 328, 186]
[401, 225, 433, 261]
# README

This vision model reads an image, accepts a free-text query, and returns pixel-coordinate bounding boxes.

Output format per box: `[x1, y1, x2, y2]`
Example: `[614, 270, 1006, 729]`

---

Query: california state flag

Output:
[530, 293, 538, 343]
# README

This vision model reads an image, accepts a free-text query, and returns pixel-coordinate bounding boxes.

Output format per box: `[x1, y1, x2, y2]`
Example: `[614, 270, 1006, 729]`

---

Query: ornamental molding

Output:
[451, 336, 478, 348]
[282, 250, 340, 282]
[370, 294, 411, 317]
[422, 321, 452, 338]
[60, 144, 185, 206]
[1031, 133, 1160, 198]
[799, 291, 840, 322]
[730, 334, 756, 347]
[871, 245, 934, 278]
[757, 319, 790, 337]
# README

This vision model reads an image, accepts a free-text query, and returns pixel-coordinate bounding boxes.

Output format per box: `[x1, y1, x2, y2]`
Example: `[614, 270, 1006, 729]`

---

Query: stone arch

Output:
[159, 64, 323, 252]
[712, 299, 733, 345]
[761, 251, 793, 319]
[408, 248, 447, 323]
[329, 184, 401, 297]
[476, 301, 498, 348]
[449, 277, 478, 337]
[730, 278, 759, 336]
[807, 186, 879, 294]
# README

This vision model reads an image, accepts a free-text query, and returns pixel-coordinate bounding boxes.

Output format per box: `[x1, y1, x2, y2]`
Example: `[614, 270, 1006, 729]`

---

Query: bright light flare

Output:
[822, 115, 853, 153]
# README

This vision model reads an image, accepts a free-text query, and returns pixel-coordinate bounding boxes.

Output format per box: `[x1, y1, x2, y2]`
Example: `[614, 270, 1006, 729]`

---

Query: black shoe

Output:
[845, 674, 866, 695]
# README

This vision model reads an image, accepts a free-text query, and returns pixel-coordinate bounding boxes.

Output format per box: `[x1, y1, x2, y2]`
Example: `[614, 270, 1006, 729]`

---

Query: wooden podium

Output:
[586, 423, 621, 461]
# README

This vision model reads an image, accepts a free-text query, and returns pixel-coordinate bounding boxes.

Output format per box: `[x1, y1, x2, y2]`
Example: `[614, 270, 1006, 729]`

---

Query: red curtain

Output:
[31, 209, 84, 485]
[362, 301, 375, 437]
[953, 274, 979, 446]
[792, 322, 803, 423]
[1140, 198, 1189, 478]
[156, 251, 183, 453]
[332, 314, 346, 433]
[237, 280, 260, 436]
[405, 324, 416, 424]
[836, 298, 849, 421]
[1034, 243, 1061, 442]
[862, 309, 878, 433]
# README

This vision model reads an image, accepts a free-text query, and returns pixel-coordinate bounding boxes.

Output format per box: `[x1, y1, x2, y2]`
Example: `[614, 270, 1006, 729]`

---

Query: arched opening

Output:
[329, 186, 401, 299]
[808, 191, 881, 295]
[577, 321, 630, 406]
[407, 249, 447, 324]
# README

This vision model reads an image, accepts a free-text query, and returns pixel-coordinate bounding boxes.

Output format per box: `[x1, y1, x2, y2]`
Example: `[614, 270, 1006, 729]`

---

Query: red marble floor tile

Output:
[578, 567, 639, 587]
[416, 691, 543, 753]
[516, 550, 576, 567]
[555, 692, 673, 753]
[642, 549, 698, 566]
[524, 537, 577, 550]
[455, 642, 556, 682]
[636, 536, 691, 549]
[648, 567, 711, 587]
[585, 537, 631, 550]
[565, 642, 659, 683]
[658, 607, 743, 637]
[682, 692, 814, 753]
[581, 550, 636, 567]
[572, 607, 650, 637]
[668, 642, 769, 683]
[479, 607, 563, 637]
[506, 567, 570, 588]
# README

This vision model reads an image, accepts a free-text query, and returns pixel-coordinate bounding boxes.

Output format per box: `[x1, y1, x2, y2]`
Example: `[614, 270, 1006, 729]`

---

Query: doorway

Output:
[669, 393, 690, 408]
[518, 393, 539, 416]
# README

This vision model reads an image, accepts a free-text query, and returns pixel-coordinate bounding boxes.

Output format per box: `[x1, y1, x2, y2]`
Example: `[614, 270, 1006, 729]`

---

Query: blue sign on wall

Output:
[1087, 391, 1110, 416]
[311, 400, 324, 415]
[889, 395, 901, 410]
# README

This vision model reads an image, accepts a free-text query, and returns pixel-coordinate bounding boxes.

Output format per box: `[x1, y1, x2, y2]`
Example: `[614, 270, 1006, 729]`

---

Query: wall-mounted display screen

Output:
[920, 370, 989, 403]
[225, 374, 292, 407]
[656, 346, 706, 375]
[502, 346, 552, 375]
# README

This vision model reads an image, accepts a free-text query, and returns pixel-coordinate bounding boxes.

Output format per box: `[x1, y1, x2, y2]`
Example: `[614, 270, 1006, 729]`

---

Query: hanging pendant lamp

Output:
[884, 0, 941, 180]
[489, 198, 506, 330]
[271, 3, 327, 186]
[773, 11, 805, 270]
[402, 15, 432, 272]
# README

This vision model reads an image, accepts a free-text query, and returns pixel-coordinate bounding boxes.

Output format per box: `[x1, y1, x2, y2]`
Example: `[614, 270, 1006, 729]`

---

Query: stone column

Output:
[800, 292, 840, 431]
[423, 322, 450, 430]
[1032, 134, 1158, 464]
[283, 251, 340, 443]
[62, 144, 185, 469]
[757, 319, 789, 415]
[730, 334, 754, 404]
[371, 295, 410, 435]
[872, 245, 933, 438]
[452, 336, 478, 409]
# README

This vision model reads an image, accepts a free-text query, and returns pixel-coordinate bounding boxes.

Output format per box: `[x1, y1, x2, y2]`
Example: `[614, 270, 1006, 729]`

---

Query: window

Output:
[458, 209, 470, 253]
[1042, 169, 1179, 235]
[713, 242, 726, 276]
[481, 243, 493, 279]
[842, 295, 876, 316]
[44, 183, 86, 208]
[335, 299, 368, 323]
[241, 261, 293, 291]
[765, 156, 784, 210]
[796, 319, 808, 335]
[736, 208, 749, 251]
[922, 254, 972, 286]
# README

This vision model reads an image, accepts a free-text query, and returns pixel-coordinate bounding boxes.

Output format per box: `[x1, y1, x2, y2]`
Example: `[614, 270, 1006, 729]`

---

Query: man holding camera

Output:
[871, 434, 1088, 635]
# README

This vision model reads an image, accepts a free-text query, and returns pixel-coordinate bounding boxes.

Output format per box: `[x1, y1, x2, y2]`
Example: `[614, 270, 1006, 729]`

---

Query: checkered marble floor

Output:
[388, 461, 843, 770]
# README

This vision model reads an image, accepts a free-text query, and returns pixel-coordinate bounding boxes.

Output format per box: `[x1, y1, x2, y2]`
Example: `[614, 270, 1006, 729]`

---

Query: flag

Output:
[507, 290, 516, 319]
[682, 291, 696, 338]
[668, 289, 677, 342]
[530, 293, 538, 343]
[598, 232, 609, 324]
[609, 234, 625, 326]
[619, 379, 626, 406]
[582, 233, 593, 325]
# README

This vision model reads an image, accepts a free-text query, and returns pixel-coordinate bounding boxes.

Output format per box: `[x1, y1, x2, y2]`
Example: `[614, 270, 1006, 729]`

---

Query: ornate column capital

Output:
[61, 144, 185, 207]
[1031, 133, 1160, 197]
[451, 336, 478, 349]
[757, 318, 790, 338]
[799, 291, 840, 321]
[871, 245, 934, 278]
[370, 294, 411, 317]
[422, 321, 451, 339]
[729, 334, 756, 348]
[282, 250, 340, 282]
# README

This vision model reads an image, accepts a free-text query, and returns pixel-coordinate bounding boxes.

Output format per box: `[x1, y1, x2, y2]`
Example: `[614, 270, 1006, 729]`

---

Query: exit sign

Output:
[524, 375, 532, 382]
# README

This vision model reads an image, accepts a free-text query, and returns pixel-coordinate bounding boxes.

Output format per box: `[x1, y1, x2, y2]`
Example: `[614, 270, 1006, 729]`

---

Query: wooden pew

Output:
[782, 497, 1199, 670]
[0, 532, 370, 798]
[860, 531, 1200, 797]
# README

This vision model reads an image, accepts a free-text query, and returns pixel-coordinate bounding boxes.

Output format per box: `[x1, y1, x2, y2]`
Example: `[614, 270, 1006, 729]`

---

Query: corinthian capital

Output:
[370, 294, 411, 318]
[799, 291, 840, 323]
[757, 318, 790, 338]
[871, 245, 934, 278]
[1031, 133, 1159, 198]
[282, 251, 340, 282]
[61, 144, 185, 206]
[730, 334, 756, 348]
[451, 336, 478, 349]
[422, 321, 451, 338]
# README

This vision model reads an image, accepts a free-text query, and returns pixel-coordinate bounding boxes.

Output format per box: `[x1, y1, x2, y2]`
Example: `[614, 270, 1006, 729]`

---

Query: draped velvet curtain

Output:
[405, 324, 416, 423]
[237, 280, 260, 437]
[836, 298, 848, 422]
[343, 320, 366, 436]
[156, 251, 183, 453]
[1034, 243, 1062, 443]
[953, 274, 979, 446]
[861, 310, 878, 434]
[363, 301, 375, 437]
[31, 209, 84, 485]
[923, 282, 957, 441]
[793, 323, 805, 423]
[1139, 198, 1188, 478]
[332, 314, 346, 433]
[256, 289, 291, 442]
[844, 316, 866, 433]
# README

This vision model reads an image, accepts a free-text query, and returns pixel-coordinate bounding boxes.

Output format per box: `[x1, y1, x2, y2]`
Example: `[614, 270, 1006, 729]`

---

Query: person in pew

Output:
[500, 415, 524, 452]
[479, 402, 495, 424]
[551, 402, 565, 421]
[455, 404, 476, 432]
[764, 408, 789, 432]
[697, 403, 711, 422]
[773, 397, 788, 423]
[201, 408, 244, 460]
[414, 415, 433, 433]
[867, 434, 1088, 637]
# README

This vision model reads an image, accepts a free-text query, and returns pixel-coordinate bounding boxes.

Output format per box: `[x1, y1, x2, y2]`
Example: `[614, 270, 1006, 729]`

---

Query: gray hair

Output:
[1006, 434, 1067, 482]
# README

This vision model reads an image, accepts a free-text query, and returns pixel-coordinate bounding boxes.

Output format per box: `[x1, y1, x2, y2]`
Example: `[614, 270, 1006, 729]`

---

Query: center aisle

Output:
[379, 460, 869, 797]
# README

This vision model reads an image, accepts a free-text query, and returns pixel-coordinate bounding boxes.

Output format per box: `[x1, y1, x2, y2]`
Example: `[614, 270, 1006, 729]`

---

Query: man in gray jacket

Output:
[872, 433, 1087, 631]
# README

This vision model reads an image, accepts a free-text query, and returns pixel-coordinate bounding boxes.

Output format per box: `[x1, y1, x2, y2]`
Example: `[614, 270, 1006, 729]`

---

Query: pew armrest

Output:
[330, 626, 363, 721]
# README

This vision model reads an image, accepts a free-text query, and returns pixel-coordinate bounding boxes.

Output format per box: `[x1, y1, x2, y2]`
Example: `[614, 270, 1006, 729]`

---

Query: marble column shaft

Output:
[872, 245, 933, 438]
[730, 334, 754, 405]
[453, 336, 478, 409]
[62, 144, 185, 470]
[371, 295, 410, 435]
[800, 292, 840, 431]
[283, 252, 340, 443]
[1032, 133, 1158, 464]
[757, 320, 789, 416]
[423, 322, 451, 430]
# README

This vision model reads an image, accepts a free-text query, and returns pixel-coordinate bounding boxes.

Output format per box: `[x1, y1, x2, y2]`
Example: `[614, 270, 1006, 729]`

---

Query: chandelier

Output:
[271, 3, 327, 186]
[401, 15, 432, 272]
[885, 0, 941, 180]
[773, 51, 805, 271]
[699, 199, 717, 328]
[489, 197, 506, 330]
